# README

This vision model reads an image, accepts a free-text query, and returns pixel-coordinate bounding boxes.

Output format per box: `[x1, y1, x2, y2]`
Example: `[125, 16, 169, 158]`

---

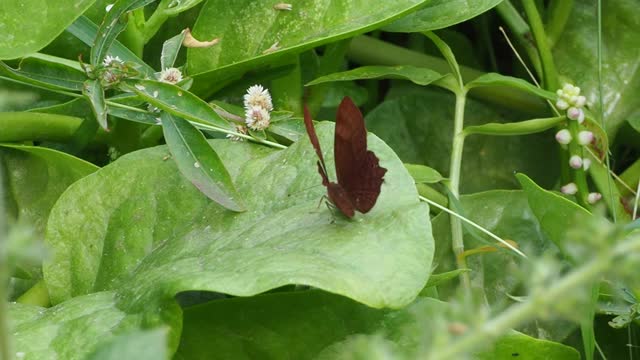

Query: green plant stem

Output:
[143, 0, 171, 44]
[521, 0, 559, 90]
[448, 91, 471, 291]
[568, 121, 590, 208]
[0, 165, 10, 360]
[495, 1, 542, 78]
[121, 10, 146, 58]
[431, 234, 640, 360]
[546, 0, 574, 47]
[347, 36, 547, 115]
[16, 280, 50, 307]
[0, 112, 82, 143]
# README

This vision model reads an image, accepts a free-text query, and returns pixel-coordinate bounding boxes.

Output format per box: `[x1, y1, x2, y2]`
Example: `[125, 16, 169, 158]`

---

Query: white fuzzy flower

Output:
[561, 182, 578, 195]
[245, 106, 271, 130]
[102, 55, 123, 67]
[577, 130, 594, 145]
[587, 192, 602, 204]
[555, 129, 572, 145]
[569, 155, 583, 169]
[244, 84, 273, 111]
[158, 67, 183, 84]
[574, 95, 587, 107]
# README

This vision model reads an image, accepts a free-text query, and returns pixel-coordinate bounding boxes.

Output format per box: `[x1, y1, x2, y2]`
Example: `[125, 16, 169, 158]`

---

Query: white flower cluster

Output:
[243, 84, 273, 131]
[555, 83, 600, 203]
[556, 84, 586, 123]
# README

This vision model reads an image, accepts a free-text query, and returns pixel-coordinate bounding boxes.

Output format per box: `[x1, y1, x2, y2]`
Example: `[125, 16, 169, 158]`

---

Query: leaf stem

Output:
[448, 90, 471, 290]
[521, 0, 559, 90]
[495, 1, 542, 78]
[546, 0, 574, 47]
[143, 0, 171, 44]
[0, 165, 11, 360]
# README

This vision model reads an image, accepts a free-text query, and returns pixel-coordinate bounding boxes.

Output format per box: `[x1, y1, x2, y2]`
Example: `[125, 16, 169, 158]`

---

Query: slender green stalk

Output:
[430, 234, 640, 360]
[143, 0, 171, 44]
[495, 1, 542, 77]
[448, 91, 471, 290]
[0, 165, 11, 360]
[121, 10, 146, 58]
[597, 0, 616, 223]
[347, 36, 547, 115]
[568, 120, 591, 208]
[546, 0, 574, 47]
[0, 112, 82, 143]
[521, 0, 559, 90]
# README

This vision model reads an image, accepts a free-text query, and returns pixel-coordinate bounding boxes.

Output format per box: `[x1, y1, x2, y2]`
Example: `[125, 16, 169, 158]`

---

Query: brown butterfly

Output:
[303, 96, 387, 218]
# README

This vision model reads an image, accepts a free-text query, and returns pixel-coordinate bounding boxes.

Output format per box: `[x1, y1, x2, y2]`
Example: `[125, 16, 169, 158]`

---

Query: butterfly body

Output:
[304, 97, 387, 218]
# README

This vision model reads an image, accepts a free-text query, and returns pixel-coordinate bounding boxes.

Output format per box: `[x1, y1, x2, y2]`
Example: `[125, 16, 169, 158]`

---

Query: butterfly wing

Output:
[334, 97, 387, 213]
[303, 105, 331, 185]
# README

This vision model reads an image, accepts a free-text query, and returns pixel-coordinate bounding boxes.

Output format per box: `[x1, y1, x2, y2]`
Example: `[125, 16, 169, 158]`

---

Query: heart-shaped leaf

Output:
[43, 123, 433, 309]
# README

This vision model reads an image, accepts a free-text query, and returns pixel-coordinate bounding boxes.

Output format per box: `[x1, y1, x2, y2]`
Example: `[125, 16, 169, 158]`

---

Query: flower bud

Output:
[561, 182, 578, 195]
[555, 129, 572, 144]
[587, 192, 602, 204]
[577, 131, 594, 145]
[575, 95, 587, 107]
[556, 99, 569, 110]
[567, 107, 585, 123]
[582, 158, 591, 171]
[569, 155, 583, 169]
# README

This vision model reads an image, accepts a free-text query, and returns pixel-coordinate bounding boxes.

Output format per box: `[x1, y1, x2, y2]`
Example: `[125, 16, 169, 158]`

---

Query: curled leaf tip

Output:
[182, 28, 220, 48]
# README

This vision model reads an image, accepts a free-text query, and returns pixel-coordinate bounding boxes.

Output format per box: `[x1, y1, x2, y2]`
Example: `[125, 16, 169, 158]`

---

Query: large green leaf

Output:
[384, 0, 504, 32]
[365, 89, 558, 193]
[553, 0, 640, 140]
[176, 290, 578, 359]
[8, 291, 180, 360]
[0, 0, 96, 59]
[86, 329, 169, 360]
[1, 145, 98, 235]
[1, 145, 97, 279]
[187, 0, 431, 96]
[43, 122, 433, 309]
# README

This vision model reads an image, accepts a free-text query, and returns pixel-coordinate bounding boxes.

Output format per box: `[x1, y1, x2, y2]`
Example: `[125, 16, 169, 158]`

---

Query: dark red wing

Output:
[303, 105, 330, 183]
[334, 97, 387, 213]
